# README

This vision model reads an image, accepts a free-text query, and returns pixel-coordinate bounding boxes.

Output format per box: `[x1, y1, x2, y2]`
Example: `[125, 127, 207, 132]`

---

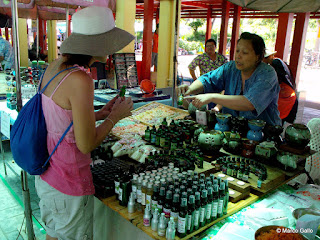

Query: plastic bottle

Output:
[158, 212, 166, 237]
[166, 216, 176, 240]
[151, 208, 159, 232]
[127, 192, 136, 213]
[141, 180, 148, 210]
[177, 197, 188, 238]
[131, 174, 138, 201]
[143, 205, 152, 227]
[193, 191, 201, 231]
[119, 85, 126, 97]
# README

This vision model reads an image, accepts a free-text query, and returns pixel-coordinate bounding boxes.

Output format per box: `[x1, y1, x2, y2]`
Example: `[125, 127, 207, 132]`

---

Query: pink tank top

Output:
[40, 67, 95, 196]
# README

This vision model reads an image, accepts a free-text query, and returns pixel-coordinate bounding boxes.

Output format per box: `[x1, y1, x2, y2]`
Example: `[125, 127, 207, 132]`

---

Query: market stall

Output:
[88, 102, 318, 240]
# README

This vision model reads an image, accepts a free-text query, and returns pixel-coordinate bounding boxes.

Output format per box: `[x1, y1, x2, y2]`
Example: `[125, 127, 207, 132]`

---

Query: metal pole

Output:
[36, 16, 39, 60]
[11, 0, 35, 239]
[66, 5, 69, 38]
[171, 0, 180, 106]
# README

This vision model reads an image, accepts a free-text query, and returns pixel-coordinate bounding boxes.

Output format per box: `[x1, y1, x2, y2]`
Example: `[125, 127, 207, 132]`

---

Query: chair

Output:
[305, 118, 320, 184]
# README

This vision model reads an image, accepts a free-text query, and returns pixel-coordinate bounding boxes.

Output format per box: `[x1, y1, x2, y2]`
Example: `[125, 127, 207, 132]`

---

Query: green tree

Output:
[188, 19, 205, 34]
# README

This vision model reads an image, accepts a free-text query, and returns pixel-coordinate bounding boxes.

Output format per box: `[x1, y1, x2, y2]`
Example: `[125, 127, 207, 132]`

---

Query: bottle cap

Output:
[207, 187, 213, 195]
[166, 190, 173, 200]
[195, 191, 201, 200]
[173, 193, 180, 203]
[181, 191, 188, 199]
[132, 174, 138, 180]
[159, 187, 166, 196]
[147, 182, 153, 189]
[201, 189, 207, 198]
[181, 197, 187, 207]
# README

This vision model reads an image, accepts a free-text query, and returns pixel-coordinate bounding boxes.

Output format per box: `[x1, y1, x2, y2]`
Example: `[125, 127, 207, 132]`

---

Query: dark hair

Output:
[62, 53, 93, 68]
[238, 32, 265, 63]
[205, 39, 216, 46]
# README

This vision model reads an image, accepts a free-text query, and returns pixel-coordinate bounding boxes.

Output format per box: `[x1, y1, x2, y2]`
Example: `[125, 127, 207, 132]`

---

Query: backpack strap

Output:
[42, 121, 74, 169]
[49, 68, 81, 99]
[39, 66, 78, 93]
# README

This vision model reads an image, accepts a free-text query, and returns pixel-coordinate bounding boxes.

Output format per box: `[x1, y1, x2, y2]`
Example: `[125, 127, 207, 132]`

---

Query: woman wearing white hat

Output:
[35, 6, 134, 240]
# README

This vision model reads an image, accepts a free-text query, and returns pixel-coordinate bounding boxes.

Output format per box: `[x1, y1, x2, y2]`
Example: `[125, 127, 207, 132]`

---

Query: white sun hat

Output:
[264, 49, 277, 58]
[60, 6, 134, 57]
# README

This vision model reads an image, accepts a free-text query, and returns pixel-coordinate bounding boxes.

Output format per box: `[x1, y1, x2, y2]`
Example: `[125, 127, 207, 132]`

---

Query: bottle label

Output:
[137, 189, 142, 203]
[146, 195, 152, 208]
[132, 185, 137, 199]
[118, 188, 122, 201]
[151, 134, 156, 144]
[114, 181, 120, 194]
[160, 137, 166, 147]
[257, 179, 262, 188]
[163, 207, 171, 219]
[199, 207, 205, 223]
[187, 214, 192, 230]
[171, 211, 179, 228]
[141, 192, 146, 205]
[170, 142, 177, 151]
[218, 199, 224, 215]
[143, 218, 150, 227]
[145, 132, 150, 141]
[206, 204, 212, 220]
[177, 216, 186, 233]
[212, 201, 218, 218]
[151, 200, 158, 213]
[158, 227, 165, 236]
[194, 210, 200, 226]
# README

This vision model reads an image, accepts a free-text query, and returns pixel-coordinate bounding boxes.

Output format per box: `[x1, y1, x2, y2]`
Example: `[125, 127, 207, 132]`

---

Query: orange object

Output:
[140, 79, 155, 97]
[152, 33, 159, 53]
[278, 82, 296, 119]
[256, 228, 304, 240]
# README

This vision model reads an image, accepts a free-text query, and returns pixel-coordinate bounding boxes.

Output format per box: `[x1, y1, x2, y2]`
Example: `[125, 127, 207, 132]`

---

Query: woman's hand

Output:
[176, 84, 190, 96]
[184, 94, 213, 109]
[108, 97, 134, 123]
[95, 96, 118, 121]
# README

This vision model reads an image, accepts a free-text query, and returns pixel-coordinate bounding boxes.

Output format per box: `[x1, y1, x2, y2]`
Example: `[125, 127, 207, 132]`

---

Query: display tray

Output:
[100, 193, 259, 240]
[94, 92, 170, 104]
[131, 102, 189, 126]
[110, 118, 147, 139]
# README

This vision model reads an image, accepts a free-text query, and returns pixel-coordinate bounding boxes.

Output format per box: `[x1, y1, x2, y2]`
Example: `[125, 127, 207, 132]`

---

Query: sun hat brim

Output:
[60, 27, 134, 57]
[264, 50, 277, 58]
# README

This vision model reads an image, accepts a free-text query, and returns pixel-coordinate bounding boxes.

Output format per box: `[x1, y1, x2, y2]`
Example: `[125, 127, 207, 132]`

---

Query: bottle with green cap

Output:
[223, 180, 229, 215]
[206, 187, 213, 223]
[177, 94, 184, 106]
[145, 126, 151, 142]
[177, 197, 188, 237]
[199, 189, 207, 227]
[119, 85, 126, 97]
[193, 191, 201, 230]
[187, 195, 196, 234]
[211, 185, 219, 220]
[217, 182, 225, 218]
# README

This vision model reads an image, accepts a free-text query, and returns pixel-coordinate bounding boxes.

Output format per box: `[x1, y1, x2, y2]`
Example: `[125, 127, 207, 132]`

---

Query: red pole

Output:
[141, 0, 154, 81]
[230, 4, 241, 61]
[205, 7, 212, 42]
[39, 18, 44, 54]
[289, 12, 310, 87]
[219, 0, 230, 55]
[275, 13, 294, 62]
[5, 27, 9, 41]
[68, 16, 72, 36]
[156, 7, 159, 24]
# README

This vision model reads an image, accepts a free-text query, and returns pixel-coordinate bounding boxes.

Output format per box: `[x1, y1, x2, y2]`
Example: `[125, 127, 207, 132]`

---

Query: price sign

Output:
[196, 110, 207, 125]
[1, 111, 11, 139]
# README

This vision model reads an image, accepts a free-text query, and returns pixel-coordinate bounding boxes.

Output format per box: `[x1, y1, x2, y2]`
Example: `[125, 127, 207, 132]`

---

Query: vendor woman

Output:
[178, 32, 281, 126]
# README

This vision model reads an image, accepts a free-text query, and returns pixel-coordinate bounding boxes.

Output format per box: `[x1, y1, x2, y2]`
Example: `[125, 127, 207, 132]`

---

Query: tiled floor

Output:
[0, 99, 319, 239]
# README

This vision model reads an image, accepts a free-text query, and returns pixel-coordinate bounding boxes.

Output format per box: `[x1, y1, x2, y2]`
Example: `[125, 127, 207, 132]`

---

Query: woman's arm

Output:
[68, 71, 133, 154]
[185, 93, 255, 112]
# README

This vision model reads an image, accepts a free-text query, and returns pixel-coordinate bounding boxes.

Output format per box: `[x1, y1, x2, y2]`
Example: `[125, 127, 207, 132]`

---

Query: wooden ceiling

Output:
[136, 0, 320, 19]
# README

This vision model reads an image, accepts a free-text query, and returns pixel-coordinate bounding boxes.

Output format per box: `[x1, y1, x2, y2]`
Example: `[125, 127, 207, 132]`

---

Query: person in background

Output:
[0, 36, 14, 70]
[188, 39, 228, 81]
[178, 32, 281, 126]
[35, 6, 134, 240]
[263, 50, 298, 125]
[152, 24, 159, 71]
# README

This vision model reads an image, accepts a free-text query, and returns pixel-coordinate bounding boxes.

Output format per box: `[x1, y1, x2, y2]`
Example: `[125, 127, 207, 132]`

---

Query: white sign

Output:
[1, 111, 11, 139]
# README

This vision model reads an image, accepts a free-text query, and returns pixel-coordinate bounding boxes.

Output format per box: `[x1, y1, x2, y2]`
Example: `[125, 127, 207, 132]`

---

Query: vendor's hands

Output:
[95, 96, 118, 121]
[176, 84, 191, 96]
[184, 94, 213, 109]
[109, 97, 133, 122]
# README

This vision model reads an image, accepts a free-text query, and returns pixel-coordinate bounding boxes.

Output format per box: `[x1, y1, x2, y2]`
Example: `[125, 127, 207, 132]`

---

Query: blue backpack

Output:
[10, 67, 76, 175]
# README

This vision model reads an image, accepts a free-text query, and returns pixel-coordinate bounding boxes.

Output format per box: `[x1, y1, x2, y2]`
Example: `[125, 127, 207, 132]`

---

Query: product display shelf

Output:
[100, 193, 259, 240]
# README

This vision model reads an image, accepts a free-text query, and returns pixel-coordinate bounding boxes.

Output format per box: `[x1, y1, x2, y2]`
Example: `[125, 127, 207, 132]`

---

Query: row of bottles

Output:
[127, 168, 230, 239]
[213, 156, 268, 187]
